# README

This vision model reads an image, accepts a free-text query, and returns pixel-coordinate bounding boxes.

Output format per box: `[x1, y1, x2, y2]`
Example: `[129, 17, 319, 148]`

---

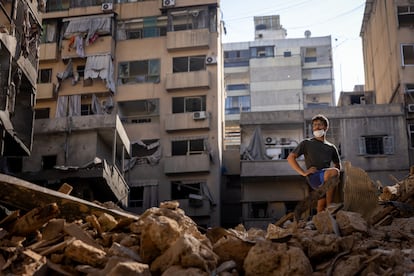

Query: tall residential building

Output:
[223, 15, 334, 148]
[360, 0, 414, 165]
[0, 1, 42, 161]
[19, 0, 224, 227]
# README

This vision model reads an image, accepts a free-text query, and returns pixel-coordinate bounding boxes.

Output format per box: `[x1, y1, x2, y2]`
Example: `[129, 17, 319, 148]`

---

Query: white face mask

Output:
[313, 129, 325, 138]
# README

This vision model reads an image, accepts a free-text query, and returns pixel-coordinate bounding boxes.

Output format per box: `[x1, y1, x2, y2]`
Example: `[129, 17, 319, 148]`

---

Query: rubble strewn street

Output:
[0, 170, 413, 275]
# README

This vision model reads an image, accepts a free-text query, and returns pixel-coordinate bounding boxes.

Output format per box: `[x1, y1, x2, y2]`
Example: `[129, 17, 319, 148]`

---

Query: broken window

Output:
[118, 99, 159, 123]
[118, 59, 160, 84]
[250, 202, 268, 218]
[35, 108, 50, 119]
[397, 6, 414, 27]
[358, 135, 394, 155]
[38, 69, 52, 83]
[172, 139, 205, 156]
[117, 17, 167, 40]
[168, 8, 209, 31]
[172, 96, 206, 113]
[129, 186, 144, 207]
[171, 181, 203, 200]
[40, 20, 57, 43]
[401, 44, 414, 66]
[172, 56, 205, 73]
[46, 0, 70, 12]
[304, 47, 317, 63]
[250, 46, 274, 58]
[225, 96, 250, 115]
[42, 155, 57, 169]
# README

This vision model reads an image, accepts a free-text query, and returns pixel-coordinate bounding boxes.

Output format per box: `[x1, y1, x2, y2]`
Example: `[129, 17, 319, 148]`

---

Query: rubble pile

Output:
[0, 175, 413, 275]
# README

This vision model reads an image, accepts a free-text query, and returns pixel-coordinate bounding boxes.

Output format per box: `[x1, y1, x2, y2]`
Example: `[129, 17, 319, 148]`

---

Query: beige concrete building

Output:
[19, 0, 224, 227]
[360, 0, 414, 165]
[0, 0, 42, 162]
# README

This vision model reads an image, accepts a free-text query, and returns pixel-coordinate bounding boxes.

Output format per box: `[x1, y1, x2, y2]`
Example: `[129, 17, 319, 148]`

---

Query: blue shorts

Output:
[307, 170, 325, 190]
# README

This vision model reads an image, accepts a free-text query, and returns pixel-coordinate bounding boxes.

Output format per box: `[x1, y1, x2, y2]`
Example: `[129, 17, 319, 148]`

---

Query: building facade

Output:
[238, 102, 409, 229]
[0, 0, 42, 162]
[360, 0, 414, 165]
[223, 15, 335, 148]
[19, 0, 224, 227]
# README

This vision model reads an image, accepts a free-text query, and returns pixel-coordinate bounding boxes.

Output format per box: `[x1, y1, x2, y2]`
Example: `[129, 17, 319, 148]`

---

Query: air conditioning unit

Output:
[205, 56, 217, 65]
[265, 137, 276, 145]
[162, 0, 175, 7]
[193, 111, 206, 120]
[408, 104, 414, 113]
[101, 2, 113, 11]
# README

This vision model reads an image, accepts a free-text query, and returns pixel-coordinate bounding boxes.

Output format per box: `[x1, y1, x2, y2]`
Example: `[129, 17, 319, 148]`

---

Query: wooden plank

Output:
[0, 173, 138, 222]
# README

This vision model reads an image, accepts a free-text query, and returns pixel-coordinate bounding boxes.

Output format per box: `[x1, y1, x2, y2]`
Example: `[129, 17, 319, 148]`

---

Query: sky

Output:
[220, 0, 366, 103]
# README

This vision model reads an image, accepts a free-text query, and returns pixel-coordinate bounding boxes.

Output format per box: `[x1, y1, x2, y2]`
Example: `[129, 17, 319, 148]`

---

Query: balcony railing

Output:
[164, 153, 210, 174]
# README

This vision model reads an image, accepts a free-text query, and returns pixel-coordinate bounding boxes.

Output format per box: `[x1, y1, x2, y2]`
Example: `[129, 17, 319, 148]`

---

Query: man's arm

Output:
[287, 152, 316, 177]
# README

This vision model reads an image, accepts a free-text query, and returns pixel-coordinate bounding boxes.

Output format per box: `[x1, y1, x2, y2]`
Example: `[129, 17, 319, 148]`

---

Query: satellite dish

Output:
[304, 30, 311, 38]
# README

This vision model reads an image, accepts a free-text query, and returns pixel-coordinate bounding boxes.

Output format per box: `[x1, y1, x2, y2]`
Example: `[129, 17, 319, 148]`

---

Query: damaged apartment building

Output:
[0, 0, 42, 163]
[14, 0, 224, 227]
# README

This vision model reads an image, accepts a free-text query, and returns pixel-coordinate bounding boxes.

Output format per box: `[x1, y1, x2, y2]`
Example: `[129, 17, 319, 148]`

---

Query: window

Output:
[409, 124, 414, 148]
[397, 6, 414, 27]
[40, 21, 57, 43]
[172, 96, 206, 113]
[401, 44, 414, 66]
[283, 51, 292, 57]
[224, 50, 250, 67]
[172, 139, 205, 156]
[35, 108, 50, 119]
[406, 84, 414, 93]
[42, 155, 57, 169]
[250, 46, 274, 58]
[225, 96, 251, 114]
[46, 0, 70, 12]
[129, 186, 144, 207]
[118, 59, 160, 84]
[303, 79, 332, 86]
[81, 104, 92, 116]
[38, 69, 52, 83]
[117, 17, 167, 41]
[169, 8, 209, 31]
[226, 84, 249, 91]
[118, 99, 159, 123]
[304, 47, 317, 63]
[171, 181, 204, 200]
[173, 56, 205, 73]
[358, 135, 394, 155]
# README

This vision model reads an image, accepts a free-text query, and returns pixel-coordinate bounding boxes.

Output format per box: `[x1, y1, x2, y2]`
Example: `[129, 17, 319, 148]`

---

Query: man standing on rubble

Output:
[287, 114, 341, 213]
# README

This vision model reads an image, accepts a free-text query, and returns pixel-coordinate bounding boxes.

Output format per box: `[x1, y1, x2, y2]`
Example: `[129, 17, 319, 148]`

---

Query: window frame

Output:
[38, 68, 53, 84]
[358, 135, 394, 155]
[401, 44, 414, 66]
[172, 55, 206, 73]
[118, 59, 160, 84]
[172, 138, 205, 156]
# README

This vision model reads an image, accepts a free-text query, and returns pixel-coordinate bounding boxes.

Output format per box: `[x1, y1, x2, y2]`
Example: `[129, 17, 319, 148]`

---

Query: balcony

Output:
[36, 83, 55, 99]
[165, 71, 210, 91]
[61, 36, 114, 59]
[164, 153, 210, 174]
[165, 112, 210, 132]
[39, 43, 58, 61]
[241, 159, 305, 177]
[166, 29, 210, 51]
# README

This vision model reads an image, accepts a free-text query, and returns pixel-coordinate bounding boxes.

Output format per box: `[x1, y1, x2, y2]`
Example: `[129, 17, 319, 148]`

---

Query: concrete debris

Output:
[0, 169, 413, 275]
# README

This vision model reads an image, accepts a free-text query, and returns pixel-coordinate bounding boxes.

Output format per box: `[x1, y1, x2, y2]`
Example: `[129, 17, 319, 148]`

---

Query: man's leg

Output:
[317, 197, 326, 213]
[323, 168, 340, 209]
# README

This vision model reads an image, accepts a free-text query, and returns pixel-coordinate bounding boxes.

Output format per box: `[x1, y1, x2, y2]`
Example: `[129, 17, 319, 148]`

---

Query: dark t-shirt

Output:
[291, 138, 340, 170]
